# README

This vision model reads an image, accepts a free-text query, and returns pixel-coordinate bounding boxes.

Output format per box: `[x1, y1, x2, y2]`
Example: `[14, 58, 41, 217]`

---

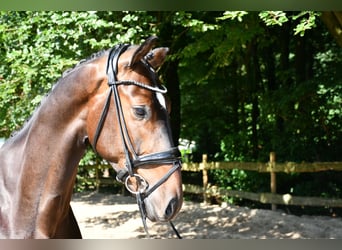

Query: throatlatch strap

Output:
[92, 89, 112, 153]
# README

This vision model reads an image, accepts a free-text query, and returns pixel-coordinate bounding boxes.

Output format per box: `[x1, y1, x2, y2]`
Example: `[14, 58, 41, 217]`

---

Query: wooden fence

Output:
[182, 153, 342, 210]
[81, 152, 342, 210]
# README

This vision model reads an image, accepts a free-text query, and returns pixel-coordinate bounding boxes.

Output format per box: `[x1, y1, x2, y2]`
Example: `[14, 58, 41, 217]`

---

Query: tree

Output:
[321, 11, 342, 48]
[1, 11, 341, 198]
[0, 11, 158, 137]
[1, 11, 340, 164]
[174, 11, 341, 162]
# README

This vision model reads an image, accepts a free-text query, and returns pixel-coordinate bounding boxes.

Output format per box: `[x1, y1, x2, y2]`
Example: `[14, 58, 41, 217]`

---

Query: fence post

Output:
[202, 154, 209, 204]
[270, 152, 277, 211]
[95, 167, 100, 193]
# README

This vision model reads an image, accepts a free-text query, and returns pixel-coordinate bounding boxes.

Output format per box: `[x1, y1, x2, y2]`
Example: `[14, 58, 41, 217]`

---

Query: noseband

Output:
[92, 44, 182, 238]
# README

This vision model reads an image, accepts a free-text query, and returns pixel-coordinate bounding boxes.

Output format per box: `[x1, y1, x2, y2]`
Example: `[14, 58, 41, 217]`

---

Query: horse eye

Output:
[133, 106, 147, 119]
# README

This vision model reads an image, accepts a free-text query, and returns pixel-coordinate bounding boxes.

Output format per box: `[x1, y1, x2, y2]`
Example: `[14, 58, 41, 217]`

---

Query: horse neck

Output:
[7, 64, 100, 218]
[23, 81, 87, 177]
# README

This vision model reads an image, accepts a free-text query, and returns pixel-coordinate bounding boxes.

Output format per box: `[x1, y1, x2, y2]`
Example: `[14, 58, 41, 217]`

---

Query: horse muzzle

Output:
[144, 192, 183, 222]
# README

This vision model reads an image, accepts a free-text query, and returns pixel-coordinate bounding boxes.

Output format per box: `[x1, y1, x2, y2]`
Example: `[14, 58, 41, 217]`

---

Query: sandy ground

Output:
[71, 191, 342, 239]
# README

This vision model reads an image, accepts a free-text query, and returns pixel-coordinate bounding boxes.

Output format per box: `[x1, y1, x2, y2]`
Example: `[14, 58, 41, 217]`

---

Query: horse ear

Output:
[145, 47, 169, 70]
[128, 36, 158, 67]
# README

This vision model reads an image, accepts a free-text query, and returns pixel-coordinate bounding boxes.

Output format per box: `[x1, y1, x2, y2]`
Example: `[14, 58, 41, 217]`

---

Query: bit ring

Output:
[125, 174, 149, 194]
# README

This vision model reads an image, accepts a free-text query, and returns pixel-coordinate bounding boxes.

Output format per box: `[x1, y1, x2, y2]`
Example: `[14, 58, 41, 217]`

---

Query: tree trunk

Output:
[245, 39, 261, 159]
[156, 12, 183, 145]
[321, 11, 342, 48]
[164, 60, 181, 145]
[295, 35, 306, 84]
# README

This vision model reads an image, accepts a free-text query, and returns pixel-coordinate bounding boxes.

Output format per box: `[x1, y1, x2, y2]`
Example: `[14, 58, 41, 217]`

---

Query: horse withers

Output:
[0, 36, 183, 238]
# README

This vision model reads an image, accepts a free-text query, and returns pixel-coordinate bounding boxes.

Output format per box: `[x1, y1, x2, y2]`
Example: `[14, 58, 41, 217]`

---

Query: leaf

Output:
[217, 11, 248, 22]
[258, 11, 288, 26]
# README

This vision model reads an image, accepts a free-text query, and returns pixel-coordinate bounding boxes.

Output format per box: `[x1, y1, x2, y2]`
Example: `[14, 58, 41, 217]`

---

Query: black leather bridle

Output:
[92, 44, 182, 238]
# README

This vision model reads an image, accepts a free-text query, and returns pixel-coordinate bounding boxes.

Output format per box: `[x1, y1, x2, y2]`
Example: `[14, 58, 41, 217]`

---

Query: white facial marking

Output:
[156, 92, 167, 110]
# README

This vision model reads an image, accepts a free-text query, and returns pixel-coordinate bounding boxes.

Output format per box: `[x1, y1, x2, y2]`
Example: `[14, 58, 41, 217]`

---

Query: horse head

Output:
[87, 36, 183, 222]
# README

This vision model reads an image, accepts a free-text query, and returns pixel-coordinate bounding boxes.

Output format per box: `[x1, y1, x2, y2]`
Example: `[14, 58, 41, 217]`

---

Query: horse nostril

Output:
[165, 198, 177, 219]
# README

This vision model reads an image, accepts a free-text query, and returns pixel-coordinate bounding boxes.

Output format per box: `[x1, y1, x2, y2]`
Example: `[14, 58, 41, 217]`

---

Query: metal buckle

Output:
[125, 174, 149, 194]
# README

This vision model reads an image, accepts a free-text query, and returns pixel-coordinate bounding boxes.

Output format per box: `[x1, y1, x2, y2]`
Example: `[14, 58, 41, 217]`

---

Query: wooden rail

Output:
[183, 184, 342, 208]
[181, 159, 342, 173]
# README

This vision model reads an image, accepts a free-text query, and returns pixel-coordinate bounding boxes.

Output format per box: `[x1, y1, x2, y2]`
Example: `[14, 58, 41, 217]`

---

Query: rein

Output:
[92, 44, 182, 239]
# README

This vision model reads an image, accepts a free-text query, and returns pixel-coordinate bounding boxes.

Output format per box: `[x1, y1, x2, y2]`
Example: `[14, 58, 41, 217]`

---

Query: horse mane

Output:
[9, 49, 108, 138]
[61, 49, 107, 78]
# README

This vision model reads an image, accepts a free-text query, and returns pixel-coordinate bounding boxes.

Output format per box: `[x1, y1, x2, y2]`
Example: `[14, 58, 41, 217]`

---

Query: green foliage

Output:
[217, 11, 248, 22]
[0, 11, 341, 201]
[259, 11, 320, 36]
[211, 169, 248, 191]
[0, 11, 157, 137]
[292, 11, 320, 36]
[259, 11, 289, 26]
[178, 11, 341, 163]
[0, 11, 159, 192]
[175, 11, 341, 205]
[209, 169, 269, 204]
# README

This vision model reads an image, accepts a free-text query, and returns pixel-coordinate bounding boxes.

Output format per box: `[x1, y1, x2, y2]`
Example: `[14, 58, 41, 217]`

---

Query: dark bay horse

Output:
[0, 36, 183, 238]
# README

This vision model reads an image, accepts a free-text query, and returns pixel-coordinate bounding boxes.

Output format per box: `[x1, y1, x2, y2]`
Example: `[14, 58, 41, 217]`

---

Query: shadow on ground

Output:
[72, 192, 342, 239]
